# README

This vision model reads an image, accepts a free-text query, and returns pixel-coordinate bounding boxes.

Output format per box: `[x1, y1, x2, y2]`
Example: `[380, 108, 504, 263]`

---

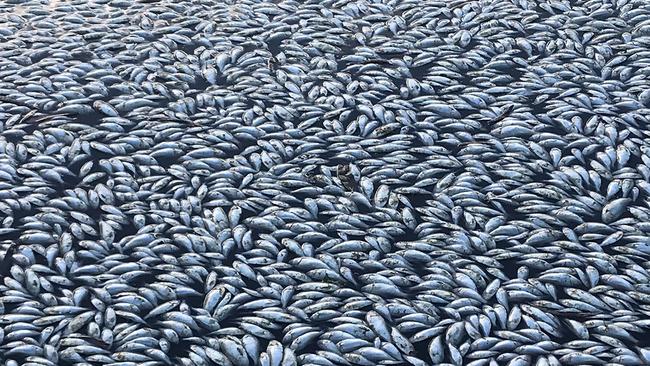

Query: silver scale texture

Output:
[1, 0, 650, 365]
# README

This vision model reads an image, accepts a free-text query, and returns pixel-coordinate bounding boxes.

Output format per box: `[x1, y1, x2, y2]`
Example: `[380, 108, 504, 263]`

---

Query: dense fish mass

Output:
[2, 0, 650, 365]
